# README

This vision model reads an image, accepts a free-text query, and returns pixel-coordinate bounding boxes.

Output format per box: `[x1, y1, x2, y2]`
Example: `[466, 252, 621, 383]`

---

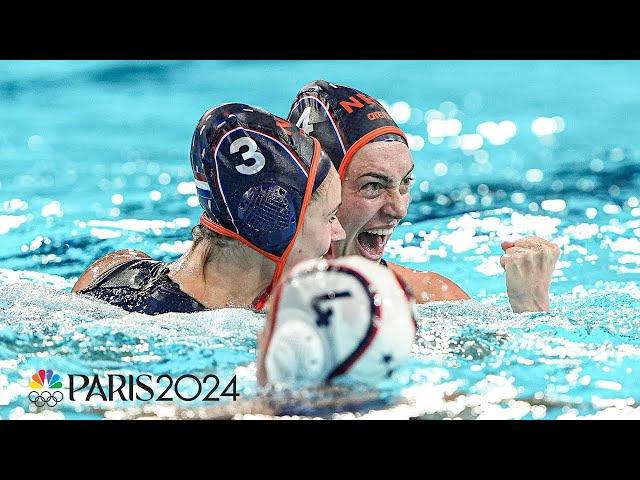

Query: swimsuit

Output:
[78, 259, 207, 315]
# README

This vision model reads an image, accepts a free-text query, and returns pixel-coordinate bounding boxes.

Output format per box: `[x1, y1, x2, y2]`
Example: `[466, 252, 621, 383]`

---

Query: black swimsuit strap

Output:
[78, 258, 207, 315]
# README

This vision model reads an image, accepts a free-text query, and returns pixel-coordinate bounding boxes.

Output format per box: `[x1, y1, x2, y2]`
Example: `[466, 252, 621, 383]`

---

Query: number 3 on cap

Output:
[230, 137, 265, 175]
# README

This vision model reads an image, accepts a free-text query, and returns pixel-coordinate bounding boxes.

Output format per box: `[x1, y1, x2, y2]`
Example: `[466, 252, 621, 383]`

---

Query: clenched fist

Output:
[499, 236, 561, 313]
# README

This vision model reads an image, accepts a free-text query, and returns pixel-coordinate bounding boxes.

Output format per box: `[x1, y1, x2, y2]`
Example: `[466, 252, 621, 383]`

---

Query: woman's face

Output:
[281, 168, 345, 276]
[331, 142, 414, 262]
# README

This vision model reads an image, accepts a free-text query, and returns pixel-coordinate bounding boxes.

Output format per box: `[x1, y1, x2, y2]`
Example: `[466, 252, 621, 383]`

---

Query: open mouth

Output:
[356, 227, 394, 261]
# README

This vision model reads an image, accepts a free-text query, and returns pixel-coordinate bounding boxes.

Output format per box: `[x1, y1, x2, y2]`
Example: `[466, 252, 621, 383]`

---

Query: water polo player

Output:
[257, 256, 417, 387]
[72, 103, 345, 315]
[288, 80, 560, 312]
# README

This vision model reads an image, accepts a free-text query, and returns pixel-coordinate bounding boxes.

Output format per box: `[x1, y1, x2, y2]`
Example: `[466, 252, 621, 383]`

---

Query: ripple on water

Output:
[1, 278, 639, 419]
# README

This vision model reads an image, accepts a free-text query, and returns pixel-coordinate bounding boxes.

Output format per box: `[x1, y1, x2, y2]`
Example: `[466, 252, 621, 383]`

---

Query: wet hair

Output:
[190, 223, 234, 277]
[310, 164, 334, 204]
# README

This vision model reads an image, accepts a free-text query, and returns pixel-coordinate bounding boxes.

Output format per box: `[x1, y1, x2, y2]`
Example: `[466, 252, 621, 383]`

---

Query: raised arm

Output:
[499, 236, 561, 313]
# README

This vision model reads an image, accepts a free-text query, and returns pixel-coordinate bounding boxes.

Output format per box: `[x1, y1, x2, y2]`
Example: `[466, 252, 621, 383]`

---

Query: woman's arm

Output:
[386, 261, 470, 303]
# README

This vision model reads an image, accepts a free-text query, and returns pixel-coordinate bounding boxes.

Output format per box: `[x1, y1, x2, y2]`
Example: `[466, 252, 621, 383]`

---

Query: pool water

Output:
[1, 60, 639, 419]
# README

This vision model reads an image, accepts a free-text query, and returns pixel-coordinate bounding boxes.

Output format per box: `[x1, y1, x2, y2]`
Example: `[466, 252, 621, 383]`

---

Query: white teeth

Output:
[364, 228, 394, 236]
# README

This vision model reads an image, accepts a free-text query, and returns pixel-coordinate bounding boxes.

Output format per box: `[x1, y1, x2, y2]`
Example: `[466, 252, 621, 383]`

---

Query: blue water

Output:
[1, 61, 640, 419]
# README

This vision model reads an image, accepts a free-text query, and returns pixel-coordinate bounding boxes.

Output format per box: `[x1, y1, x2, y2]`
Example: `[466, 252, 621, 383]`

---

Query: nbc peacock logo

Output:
[28, 369, 64, 407]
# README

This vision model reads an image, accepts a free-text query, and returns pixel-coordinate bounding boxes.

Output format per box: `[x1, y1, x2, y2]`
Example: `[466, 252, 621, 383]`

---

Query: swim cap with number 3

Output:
[190, 103, 332, 258]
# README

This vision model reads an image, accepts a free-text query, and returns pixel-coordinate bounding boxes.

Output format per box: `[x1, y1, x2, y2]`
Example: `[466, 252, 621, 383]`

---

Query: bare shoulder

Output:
[71, 249, 151, 293]
[385, 261, 470, 303]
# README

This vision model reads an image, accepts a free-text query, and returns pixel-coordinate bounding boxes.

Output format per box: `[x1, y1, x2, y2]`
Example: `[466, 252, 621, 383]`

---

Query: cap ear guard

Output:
[237, 182, 298, 254]
[264, 308, 327, 386]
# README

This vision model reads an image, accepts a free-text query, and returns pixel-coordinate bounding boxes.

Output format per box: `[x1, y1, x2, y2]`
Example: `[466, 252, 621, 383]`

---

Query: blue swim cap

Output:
[189, 103, 332, 305]
[287, 80, 408, 179]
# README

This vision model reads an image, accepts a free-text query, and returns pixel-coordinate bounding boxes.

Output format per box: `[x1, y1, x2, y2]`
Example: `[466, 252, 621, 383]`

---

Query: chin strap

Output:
[251, 281, 273, 312]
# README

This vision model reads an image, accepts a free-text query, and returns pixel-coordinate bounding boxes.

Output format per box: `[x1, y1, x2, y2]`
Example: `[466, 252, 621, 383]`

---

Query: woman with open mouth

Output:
[288, 80, 560, 312]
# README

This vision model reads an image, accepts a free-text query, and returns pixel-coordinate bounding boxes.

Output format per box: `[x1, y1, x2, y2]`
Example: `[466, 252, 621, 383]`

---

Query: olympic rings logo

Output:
[28, 390, 64, 407]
